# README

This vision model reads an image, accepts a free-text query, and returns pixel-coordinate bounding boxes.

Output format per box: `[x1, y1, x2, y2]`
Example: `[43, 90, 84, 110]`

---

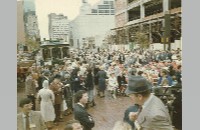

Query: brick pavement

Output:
[17, 86, 133, 130]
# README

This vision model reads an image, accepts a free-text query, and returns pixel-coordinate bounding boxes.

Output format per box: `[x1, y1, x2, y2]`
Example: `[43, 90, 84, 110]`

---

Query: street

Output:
[17, 85, 133, 130]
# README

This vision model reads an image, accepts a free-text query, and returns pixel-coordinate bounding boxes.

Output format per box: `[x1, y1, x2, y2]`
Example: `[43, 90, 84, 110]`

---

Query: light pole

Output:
[163, 0, 171, 51]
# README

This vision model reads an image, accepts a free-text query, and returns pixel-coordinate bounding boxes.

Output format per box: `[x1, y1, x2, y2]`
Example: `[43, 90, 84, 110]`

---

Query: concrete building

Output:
[113, 0, 182, 51]
[48, 13, 70, 43]
[24, 11, 40, 41]
[71, 0, 115, 49]
[17, 0, 26, 50]
[23, 0, 35, 12]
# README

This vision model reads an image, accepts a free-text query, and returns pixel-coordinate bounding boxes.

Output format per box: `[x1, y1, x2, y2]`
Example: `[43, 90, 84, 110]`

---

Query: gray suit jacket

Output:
[17, 111, 47, 130]
[137, 95, 173, 130]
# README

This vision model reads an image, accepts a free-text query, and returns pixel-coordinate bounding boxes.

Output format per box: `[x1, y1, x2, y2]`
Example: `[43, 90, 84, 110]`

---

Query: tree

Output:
[104, 34, 116, 45]
[134, 32, 150, 49]
[25, 37, 40, 52]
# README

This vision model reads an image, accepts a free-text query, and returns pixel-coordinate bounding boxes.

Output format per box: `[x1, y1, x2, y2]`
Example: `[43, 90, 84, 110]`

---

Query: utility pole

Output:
[162, 0, 171, 51]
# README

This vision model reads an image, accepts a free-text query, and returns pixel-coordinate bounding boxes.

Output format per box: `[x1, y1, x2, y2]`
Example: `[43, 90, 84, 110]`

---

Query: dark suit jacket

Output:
[37, 76, 49, 91]
[137, 95, 173, 130]
[123, 105, 139, 130]
[49, 82, 63, 104]
[85, 73, 94, 90]
[17, 111, 46, 130]
[96, 70, 108, 91]
[73, 103, 95, 130]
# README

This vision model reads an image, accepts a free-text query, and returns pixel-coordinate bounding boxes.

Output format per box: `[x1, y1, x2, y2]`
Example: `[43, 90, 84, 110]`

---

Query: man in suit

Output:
[49, 74, 64, 125]
[73, 90, 95, 130]
[125, 76, 174, 130]
[17, 98, 47, 130]
[37, 70, 51, 91]
[25, 72, 37, 110]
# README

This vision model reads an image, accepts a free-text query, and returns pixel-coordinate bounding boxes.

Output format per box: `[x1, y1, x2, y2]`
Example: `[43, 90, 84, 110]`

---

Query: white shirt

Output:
[22, 112, 31, 130]
[77, 102, 85, 108]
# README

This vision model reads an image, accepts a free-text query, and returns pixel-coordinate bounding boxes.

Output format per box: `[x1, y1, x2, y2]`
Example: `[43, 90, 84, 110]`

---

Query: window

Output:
[99, 10, 109, 13]
[104, 1, 109, 4]
[98, 5, 110, 9]
[91, 9, 98, 13]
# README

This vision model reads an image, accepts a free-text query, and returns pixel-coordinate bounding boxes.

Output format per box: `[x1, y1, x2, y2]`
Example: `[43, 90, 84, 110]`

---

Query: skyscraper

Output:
[24, 11, 40, 41]
[23, 0, 35, 12]
[48, 13, 70, 42]
[71, 0, 115, 48]
[17, 0, 26, 47]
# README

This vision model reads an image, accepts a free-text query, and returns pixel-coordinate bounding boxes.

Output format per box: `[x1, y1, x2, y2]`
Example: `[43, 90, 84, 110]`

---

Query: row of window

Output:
[51, 32, 69, 34]
[51, 24, 69, 26]
[91, 9, 115, 13]
[103, 1, 114, 5]
[51, 26, 69, 28]
[98, 4, 114, 9]
[51, 28, 69, 29]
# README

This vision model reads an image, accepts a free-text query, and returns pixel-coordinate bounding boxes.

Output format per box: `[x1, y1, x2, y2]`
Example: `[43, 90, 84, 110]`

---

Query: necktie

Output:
[26, 114, 30, 130]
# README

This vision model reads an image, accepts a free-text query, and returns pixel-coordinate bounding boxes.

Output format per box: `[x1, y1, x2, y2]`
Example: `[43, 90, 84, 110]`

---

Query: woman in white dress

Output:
[107, 72, 118, 99]
[37, 80, 55, 129]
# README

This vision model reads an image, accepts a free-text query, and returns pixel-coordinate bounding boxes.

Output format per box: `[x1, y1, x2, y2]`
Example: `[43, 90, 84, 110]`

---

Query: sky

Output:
[34, 0, 101, 40]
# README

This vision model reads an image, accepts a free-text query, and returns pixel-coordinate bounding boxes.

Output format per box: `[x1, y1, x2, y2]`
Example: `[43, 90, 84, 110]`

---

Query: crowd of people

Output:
[17, 48, 182, 130]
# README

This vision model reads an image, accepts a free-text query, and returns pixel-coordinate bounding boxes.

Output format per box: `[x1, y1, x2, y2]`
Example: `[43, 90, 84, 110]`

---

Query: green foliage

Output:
[135, 32, 150, 49]
[26, 37, 40, 51]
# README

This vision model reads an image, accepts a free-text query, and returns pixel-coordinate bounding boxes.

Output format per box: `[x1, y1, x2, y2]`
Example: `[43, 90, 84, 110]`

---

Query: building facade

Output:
[17, 0, 26, 49]
[23, 0, 35, 12]
[22, 0, 41, 52]
[48, 13, 70, 43]
[71, 0, 115, 49]
[24, 11, 40, 41]
[113, 0, 182, 50]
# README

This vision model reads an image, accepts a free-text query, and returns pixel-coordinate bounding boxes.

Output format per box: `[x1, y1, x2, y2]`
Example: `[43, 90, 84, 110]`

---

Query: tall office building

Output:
[113, 0, 182, 50]
[71, 0, 115, 48]
[48, 13, 70, 42]
[23, 0, 40, 45]
[17, 0, 26, 47]
[23, 0, 35, 12]
[24, 11, 40, 41]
